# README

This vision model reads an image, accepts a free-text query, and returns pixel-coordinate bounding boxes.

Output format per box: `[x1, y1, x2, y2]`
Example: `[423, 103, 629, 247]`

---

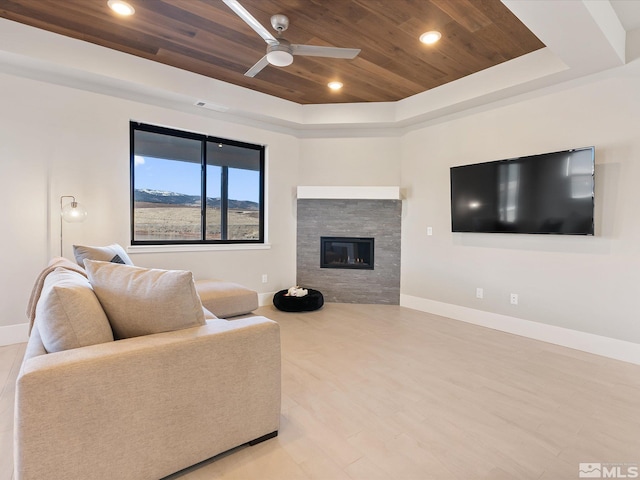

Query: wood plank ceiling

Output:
[0, 0, 545, 105]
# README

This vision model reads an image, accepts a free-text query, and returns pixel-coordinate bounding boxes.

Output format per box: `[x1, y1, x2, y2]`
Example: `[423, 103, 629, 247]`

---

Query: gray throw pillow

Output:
[73, 243, 134, 267]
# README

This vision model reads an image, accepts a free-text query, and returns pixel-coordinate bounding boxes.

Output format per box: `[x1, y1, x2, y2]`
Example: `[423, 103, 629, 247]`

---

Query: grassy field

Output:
[133, 204, 259, 241]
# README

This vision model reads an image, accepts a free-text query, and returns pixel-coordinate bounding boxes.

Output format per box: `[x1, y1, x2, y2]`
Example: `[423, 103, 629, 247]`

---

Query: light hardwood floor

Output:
[2, 304, 640, 480]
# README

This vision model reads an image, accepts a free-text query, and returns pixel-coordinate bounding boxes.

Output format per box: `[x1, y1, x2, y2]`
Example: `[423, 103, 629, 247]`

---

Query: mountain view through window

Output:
[131, 123, 264, 244]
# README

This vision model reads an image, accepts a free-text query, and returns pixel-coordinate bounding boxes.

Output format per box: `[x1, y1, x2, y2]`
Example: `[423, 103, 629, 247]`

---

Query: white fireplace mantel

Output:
[296, 186, 401, 200]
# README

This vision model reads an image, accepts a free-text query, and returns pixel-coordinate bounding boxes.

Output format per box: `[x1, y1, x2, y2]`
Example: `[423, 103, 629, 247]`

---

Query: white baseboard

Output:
[400, 295, 640, 366]
[0, 322, 29, 346]
[258, 292, 276, 307]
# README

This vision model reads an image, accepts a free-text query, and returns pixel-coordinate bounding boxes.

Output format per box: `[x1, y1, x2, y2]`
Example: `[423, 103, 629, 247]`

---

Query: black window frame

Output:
[130, 122, 265, 245]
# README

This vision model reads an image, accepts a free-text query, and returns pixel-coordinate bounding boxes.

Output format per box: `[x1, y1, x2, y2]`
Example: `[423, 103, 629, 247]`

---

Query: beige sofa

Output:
[15, 258, 281, 480]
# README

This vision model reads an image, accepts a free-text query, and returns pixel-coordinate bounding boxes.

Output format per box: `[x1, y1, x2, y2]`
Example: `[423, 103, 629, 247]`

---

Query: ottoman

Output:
[273, 289, 324, 312]
[195, 279, 259, 318]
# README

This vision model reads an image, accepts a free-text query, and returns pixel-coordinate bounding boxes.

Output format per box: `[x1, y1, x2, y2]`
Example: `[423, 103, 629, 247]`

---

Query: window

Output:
[131, 122, 265, 244]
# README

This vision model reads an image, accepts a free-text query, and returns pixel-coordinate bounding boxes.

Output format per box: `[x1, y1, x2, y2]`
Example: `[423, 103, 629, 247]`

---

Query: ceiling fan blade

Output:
[292, 45, 361, 59]
[222, 0, 277, 45]
[244, 55, 270, 77]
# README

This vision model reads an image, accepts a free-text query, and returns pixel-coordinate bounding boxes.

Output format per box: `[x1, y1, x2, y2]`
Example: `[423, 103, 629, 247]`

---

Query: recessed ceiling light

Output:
[108, 0, 135, 16]
[420, 30, 441, 45]
[328, 81, 343, 91]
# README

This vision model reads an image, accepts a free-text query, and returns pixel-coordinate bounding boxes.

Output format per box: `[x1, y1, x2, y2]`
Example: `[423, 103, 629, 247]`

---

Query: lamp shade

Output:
[61, 200, 87, 223]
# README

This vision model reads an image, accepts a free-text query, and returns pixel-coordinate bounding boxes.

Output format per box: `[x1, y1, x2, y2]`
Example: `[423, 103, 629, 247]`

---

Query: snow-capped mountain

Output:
[134, 189, 258, 210]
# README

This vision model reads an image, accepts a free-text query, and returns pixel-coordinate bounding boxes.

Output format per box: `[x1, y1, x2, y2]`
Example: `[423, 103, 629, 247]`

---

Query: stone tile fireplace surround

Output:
[296, 187, 401, 304]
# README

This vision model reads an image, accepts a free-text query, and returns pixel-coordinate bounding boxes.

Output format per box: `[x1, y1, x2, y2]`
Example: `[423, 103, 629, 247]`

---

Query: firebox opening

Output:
[320, 237, 374, 270]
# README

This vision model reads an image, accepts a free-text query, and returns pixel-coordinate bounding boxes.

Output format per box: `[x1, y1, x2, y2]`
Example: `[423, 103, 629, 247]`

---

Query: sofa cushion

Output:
[85, 260, 205, 339]
[202, 306, 218, 320]
[35, 267, 114, 352]
[73, 243, 134, 267]
[195, 279, 258, 318]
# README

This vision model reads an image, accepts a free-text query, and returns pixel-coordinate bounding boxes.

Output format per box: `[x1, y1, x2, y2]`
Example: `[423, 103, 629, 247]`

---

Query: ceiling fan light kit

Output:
[223, 0, 360, 78]
[267, 42, 294, 67]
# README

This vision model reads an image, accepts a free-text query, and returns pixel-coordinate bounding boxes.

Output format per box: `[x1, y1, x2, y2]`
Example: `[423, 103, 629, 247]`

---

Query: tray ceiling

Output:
[0, 0, 545, 105]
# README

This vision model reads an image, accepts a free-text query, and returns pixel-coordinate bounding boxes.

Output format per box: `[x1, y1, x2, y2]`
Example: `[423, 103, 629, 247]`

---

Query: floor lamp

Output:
[60, 195, 87, 256]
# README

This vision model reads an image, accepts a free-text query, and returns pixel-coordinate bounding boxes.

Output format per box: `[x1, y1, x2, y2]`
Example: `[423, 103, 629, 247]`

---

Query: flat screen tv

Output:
[450, 147, 594, 235]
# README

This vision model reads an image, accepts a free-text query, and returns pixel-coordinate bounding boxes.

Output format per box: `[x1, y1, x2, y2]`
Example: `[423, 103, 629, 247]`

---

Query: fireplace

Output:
[297, 193, 401, 304]
[320, 237, 374, 270]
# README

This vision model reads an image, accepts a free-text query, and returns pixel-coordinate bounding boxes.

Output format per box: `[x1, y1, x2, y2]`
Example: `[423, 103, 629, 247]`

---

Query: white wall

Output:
[298, 137, 401, 187]
[401, 61, 640, 344]
[0, 76, 50, 332]
[0, 73, 299, 329]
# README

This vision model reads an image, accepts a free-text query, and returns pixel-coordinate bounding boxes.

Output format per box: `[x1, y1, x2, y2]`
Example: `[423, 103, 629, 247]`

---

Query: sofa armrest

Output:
[15, 316, 281, 480]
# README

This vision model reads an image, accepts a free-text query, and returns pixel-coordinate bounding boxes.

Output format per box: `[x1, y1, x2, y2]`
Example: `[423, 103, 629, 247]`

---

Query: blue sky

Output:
[134, 156, 259, 202]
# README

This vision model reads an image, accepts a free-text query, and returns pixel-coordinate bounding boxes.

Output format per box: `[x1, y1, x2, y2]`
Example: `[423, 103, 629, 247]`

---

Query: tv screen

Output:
[450, 147, 594, 235]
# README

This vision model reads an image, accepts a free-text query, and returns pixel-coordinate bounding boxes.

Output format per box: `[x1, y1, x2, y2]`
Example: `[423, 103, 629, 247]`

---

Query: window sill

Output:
[127, 244, 271, 254]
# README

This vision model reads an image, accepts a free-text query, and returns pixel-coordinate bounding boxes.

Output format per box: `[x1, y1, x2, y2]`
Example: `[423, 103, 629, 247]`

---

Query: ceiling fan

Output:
[222, 0, 361, 78]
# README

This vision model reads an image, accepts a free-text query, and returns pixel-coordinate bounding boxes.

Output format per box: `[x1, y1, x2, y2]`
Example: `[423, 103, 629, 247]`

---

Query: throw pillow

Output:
[84, 260, 205, 339]
[35, 267, 114, 353]
[73, 243, 134, 268]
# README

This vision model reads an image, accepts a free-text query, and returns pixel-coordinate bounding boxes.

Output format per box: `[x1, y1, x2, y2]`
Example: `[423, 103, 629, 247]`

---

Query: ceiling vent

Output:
[194, 101, 229, 112]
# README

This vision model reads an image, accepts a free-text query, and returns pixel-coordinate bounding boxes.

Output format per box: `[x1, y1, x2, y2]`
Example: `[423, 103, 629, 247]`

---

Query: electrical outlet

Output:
[476, 287, 483, 299]
[510, 293, 518, 305]
[262, 274, 268, 283]
[427, 226, 433, 236]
